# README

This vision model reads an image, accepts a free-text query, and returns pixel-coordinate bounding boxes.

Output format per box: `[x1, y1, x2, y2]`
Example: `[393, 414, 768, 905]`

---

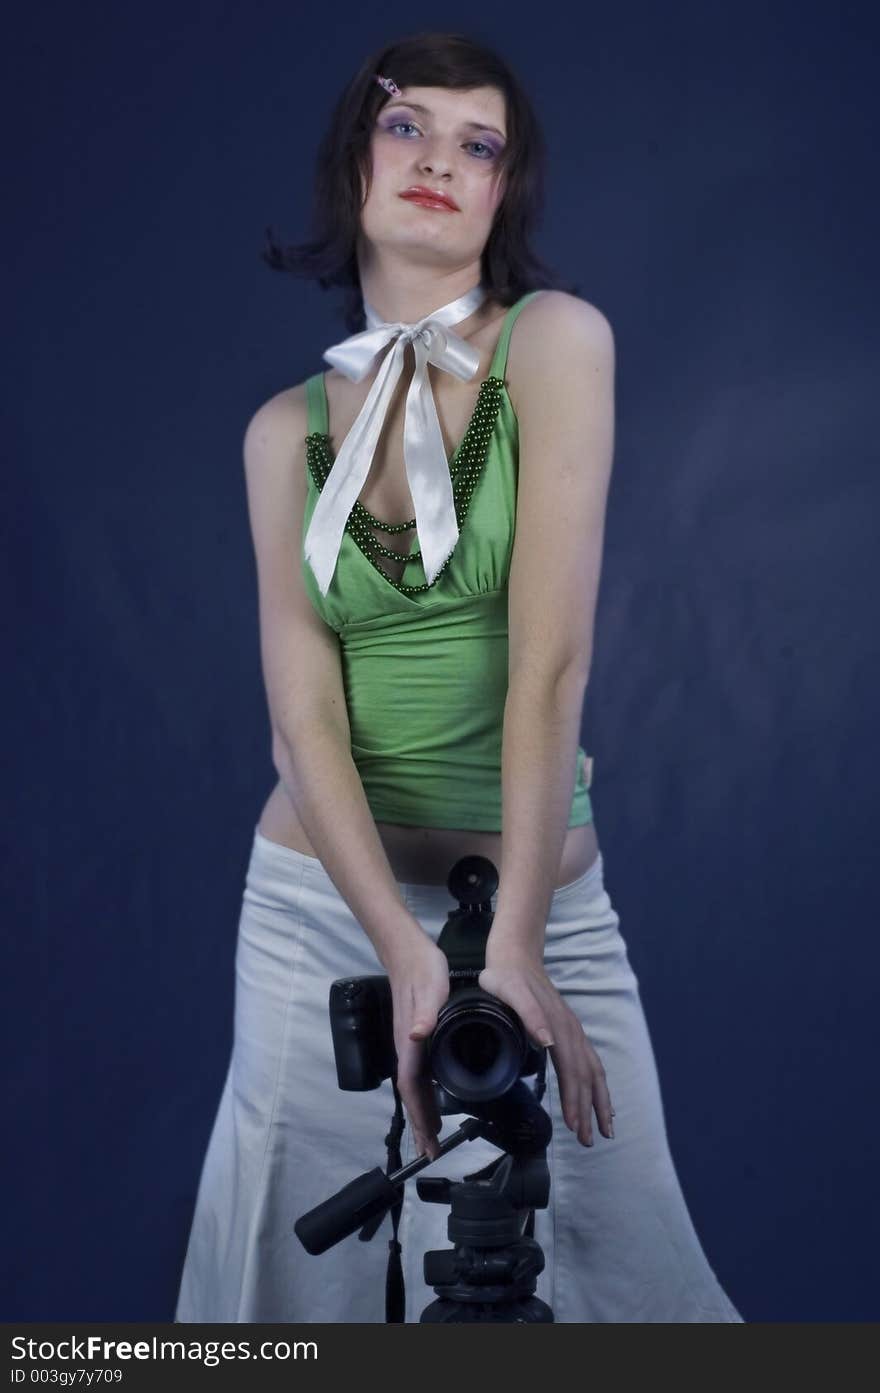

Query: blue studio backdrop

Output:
[5, 0, 879, 1322]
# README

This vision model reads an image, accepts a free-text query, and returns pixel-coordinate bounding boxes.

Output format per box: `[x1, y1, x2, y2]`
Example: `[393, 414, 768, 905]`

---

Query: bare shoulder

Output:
[515, 287, 614, 341]
[242, 379, 309, 471]
[506, 289, 615, 412]
[241, 378, 318, 539]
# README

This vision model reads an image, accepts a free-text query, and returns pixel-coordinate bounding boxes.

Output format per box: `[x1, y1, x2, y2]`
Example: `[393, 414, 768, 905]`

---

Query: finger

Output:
[409, 1105, 439, 1160]
[416, 1113, 441, 1161]
[420, 1075, 442, 1137]
[392, 999, 441, 1153]
[551, 1020, 602, 1146]
[410, 1048, 442, 1146]
[396, 1039, 439, 1157]
[590, 1057, 614, 1137]
[574, 1030, 613, 1137]
[579, 1076, 594, 1146]
[548, 1036, 585, 1139]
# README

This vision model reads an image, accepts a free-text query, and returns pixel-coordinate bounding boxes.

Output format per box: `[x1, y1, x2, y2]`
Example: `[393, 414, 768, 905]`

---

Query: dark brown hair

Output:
[261, 30, 580, 332]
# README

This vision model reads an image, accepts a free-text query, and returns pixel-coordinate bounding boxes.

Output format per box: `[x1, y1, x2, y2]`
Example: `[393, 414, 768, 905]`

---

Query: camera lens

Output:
[430, 995, 525, 1102]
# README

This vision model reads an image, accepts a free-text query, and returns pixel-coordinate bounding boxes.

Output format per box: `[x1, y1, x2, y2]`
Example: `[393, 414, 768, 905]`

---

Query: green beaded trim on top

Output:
[305, 375, 505, 595]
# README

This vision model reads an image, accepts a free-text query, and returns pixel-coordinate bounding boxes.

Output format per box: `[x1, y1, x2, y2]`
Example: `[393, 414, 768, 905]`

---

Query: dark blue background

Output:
[5, 1, 878, 1322]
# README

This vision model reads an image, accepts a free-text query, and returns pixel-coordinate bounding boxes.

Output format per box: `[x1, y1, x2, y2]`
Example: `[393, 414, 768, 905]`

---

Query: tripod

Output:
[417, 1095, 554, 1322]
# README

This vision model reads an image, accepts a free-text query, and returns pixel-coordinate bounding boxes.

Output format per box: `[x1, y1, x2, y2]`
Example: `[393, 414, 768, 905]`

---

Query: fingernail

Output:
[608, 1123, 615, 1138]
[538, 1030, 554, 1047]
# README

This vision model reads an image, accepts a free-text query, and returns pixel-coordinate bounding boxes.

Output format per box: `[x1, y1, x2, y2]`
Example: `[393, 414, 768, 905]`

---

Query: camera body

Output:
[329, 857, 544, 1105]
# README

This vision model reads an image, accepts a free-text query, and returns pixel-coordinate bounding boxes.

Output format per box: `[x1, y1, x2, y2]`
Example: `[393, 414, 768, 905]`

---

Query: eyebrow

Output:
[381, 101, 506, 141]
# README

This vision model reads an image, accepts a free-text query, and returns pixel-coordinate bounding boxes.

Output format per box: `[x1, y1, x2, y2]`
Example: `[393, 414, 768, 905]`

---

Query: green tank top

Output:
[301, 290, 594, 831]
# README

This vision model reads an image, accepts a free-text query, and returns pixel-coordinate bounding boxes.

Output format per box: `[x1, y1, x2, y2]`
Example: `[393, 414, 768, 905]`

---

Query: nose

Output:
[419, 162, 452, 180]
[417, 140, 454, 179]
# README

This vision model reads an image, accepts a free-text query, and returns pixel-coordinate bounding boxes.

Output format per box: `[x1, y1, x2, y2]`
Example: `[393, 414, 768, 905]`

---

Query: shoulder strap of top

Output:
[488, 289, 543, 380]
[305, 372, 329, 435]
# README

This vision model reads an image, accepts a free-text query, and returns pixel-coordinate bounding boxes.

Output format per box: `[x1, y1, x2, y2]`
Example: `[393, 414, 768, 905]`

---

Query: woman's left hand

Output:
[479, 942, 615, 1148]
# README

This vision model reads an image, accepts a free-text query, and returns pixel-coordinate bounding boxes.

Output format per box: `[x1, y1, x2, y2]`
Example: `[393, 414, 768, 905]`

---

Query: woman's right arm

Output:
[242, 389, 447, 1158]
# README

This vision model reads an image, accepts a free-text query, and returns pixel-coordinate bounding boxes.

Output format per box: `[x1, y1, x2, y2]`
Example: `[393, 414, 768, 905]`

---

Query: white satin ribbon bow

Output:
[303, 281, 488, 597]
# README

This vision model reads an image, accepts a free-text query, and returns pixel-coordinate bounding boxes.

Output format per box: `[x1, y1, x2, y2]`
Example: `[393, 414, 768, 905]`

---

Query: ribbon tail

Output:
[404, 341, 460, 585]
[304, 338, 407, 596]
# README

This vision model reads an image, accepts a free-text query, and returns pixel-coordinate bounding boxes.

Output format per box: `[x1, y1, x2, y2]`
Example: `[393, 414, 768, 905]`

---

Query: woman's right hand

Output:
[386, 934, 450, 1162]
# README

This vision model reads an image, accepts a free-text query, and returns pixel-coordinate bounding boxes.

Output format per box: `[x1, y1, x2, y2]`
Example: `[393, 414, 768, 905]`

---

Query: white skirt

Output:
[174, 827, 744, 1323]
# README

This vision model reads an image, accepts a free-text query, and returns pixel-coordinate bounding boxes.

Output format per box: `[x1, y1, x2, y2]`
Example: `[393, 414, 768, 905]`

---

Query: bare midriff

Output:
[256, 777, 600, 889]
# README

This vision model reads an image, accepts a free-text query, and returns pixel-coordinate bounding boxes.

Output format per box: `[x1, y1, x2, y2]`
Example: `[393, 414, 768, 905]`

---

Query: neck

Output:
[357, 258, 486, 326]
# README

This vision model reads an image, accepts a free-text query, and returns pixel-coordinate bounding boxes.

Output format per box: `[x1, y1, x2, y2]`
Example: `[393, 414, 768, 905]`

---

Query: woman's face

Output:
[358, 84, 508, 269]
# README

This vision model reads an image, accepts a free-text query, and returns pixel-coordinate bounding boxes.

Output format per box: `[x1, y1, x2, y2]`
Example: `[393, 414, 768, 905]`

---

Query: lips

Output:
[398, 187, 459, 211]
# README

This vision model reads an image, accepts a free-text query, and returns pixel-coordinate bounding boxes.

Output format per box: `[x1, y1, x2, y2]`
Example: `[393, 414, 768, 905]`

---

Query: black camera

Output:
[329, 854, 544, 1104]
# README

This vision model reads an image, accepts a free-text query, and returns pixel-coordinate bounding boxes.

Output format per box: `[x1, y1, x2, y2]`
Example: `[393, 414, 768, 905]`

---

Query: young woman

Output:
[174, 32, 744, 1324]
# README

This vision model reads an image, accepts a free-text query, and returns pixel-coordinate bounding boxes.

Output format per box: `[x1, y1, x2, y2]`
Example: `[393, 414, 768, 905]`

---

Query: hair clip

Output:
[374, 74, 401, 97]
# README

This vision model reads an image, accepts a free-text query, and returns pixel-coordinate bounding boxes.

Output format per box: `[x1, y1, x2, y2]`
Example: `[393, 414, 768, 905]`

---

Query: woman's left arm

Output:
[482, 291, 616, 1146]
[490, 290, 615, 951]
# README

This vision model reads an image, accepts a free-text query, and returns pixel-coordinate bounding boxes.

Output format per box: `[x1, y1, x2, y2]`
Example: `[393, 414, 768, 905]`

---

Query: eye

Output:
[465, 140, 498, 160]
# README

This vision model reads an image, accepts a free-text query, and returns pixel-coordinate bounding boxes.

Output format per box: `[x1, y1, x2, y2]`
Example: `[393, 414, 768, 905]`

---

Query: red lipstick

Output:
[398, 185, 460, 212]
